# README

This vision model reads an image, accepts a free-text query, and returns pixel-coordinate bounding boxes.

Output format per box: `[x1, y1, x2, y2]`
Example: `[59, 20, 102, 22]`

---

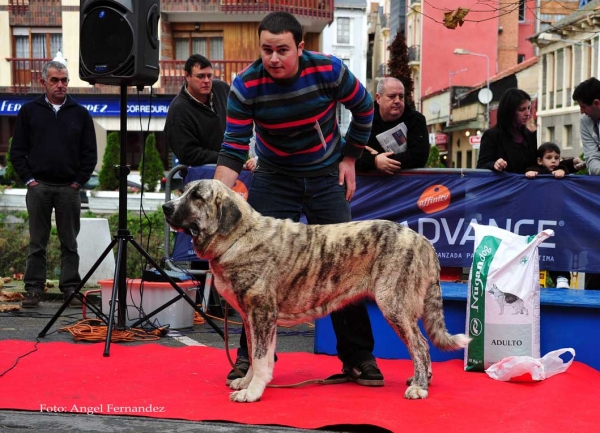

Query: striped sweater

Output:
[217, 51, 374, 176]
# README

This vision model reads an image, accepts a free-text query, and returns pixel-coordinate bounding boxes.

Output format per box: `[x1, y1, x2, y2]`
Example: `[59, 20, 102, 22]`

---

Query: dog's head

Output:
[163, 179, 244, 256]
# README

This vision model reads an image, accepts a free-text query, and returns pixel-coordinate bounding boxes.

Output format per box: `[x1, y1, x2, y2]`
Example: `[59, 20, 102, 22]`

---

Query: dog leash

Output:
[223, 304, 350, 388]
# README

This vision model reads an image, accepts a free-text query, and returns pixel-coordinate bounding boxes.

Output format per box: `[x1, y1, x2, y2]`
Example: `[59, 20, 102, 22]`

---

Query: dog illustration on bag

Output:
[488, 284, 528, 315]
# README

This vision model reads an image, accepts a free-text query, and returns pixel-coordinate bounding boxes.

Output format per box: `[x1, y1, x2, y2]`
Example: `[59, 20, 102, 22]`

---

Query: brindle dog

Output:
[163, 179, 470, 403]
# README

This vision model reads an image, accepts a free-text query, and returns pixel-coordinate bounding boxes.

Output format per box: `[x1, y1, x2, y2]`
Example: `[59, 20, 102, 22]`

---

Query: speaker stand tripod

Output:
[39, 85, 223, 356]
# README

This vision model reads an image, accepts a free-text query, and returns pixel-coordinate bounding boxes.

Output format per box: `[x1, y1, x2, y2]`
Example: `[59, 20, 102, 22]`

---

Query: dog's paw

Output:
[404, 385, 428, 399]
[228, 377, 251, 390]
[230, 389, 261, 403]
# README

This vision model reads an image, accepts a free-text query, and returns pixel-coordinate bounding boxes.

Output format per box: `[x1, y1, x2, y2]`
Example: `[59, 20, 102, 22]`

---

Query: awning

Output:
[443, 120, 482, 133]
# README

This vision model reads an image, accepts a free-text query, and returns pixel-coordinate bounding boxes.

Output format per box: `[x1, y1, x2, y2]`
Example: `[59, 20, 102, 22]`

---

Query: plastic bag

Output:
[485, 348, 576, 382]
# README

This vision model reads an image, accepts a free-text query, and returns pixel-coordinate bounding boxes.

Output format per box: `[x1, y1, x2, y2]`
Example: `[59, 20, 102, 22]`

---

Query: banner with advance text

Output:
[171, 166, 600, 273]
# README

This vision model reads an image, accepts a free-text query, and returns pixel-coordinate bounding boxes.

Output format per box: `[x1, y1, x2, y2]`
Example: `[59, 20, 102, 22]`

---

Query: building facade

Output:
[531, 0, 600, 160]
[322, 0, 368, 135]
[0, 0, 333, 170]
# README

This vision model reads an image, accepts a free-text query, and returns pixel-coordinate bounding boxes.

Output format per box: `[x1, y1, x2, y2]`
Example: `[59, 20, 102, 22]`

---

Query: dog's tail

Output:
[422, 281, 471, 351]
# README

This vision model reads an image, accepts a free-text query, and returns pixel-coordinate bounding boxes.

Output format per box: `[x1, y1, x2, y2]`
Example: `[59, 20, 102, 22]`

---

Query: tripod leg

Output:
[38, 238, 118, 338]
[127, 238, 225, 338]
[103, 237, 128, 357]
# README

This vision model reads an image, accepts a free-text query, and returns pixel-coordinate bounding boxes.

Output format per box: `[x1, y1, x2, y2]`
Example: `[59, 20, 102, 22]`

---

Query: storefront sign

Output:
[0, 96, 173, 117]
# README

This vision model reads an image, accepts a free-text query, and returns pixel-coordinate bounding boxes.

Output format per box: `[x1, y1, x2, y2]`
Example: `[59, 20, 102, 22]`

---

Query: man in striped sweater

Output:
[214, 12, 382, 387]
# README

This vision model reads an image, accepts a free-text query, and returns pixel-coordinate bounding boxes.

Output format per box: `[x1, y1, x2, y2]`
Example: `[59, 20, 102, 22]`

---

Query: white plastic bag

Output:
[485, 348, 576, 382]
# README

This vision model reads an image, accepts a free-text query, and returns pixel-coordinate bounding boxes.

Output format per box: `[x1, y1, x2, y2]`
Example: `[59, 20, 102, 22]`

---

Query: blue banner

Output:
[0, 96, 172, 117]
[171, 165, 600, 273]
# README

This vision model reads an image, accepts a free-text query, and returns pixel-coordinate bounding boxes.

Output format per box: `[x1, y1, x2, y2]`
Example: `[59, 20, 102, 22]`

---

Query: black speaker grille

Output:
[80, 6, 134, 76]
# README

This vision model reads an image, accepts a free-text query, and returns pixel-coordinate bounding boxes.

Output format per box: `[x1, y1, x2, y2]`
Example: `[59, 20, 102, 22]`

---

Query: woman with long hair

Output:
[476, 88, 537, 173]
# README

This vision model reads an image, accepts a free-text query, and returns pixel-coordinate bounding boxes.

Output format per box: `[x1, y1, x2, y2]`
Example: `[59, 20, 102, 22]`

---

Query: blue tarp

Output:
[171, 165, 600, 272]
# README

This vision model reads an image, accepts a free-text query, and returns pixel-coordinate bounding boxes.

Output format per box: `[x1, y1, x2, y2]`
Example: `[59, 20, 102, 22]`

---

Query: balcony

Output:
[408, 45, 420, 63]
[380, 13, 389, 31]
[159, 59, 254, 94]
[5, 58, 48, 94]
[4, 58, 254, 95]
[162, 0, 333, 21]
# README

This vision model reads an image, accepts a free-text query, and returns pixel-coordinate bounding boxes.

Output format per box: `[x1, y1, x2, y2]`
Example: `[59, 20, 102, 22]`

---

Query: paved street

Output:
[0, 294, 347, 433]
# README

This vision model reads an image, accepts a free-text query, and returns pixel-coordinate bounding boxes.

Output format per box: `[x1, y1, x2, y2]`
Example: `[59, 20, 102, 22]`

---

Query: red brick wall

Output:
[8, 1, 65, 26]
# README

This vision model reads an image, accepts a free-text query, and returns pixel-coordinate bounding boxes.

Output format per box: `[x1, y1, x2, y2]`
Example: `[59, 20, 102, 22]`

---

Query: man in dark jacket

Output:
[356, 77, 429, 174]
[11, 60, 97, 308]
[164, 54, 230, 166]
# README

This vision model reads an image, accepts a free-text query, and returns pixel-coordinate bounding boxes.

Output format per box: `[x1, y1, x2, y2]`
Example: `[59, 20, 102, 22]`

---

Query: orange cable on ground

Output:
[59, 319, 165, 342]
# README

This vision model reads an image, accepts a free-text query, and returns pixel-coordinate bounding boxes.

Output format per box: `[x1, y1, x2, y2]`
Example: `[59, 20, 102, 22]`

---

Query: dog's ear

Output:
[217, 195, 242, 235]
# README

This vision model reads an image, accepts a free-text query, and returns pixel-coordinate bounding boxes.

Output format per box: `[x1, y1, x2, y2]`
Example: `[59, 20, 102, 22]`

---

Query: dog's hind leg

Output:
[405, 332, 432, 387]
[401, 323, 431, 399]
[383, 312, 431, 400]
[230, 313, 277, 403]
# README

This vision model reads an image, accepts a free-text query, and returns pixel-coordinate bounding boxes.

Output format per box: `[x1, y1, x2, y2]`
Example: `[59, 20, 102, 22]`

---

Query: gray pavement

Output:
[0, 295, 358, 433]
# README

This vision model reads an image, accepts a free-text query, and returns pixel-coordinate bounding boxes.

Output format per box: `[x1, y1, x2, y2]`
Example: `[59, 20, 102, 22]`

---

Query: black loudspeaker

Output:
[79, 0, 160, 86]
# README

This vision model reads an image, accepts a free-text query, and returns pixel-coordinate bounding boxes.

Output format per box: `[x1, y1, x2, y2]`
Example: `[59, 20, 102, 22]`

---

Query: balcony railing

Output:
[380, 13, 389, 30]
[408, 45, 420, 63]
[161, 0, 333, 20]
[6, 57, 49, 94]
[5, 58, 254, 95]
[160, 59, 254, 93]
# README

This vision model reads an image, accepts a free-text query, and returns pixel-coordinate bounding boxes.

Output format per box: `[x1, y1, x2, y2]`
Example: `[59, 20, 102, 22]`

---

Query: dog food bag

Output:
[464, 223, 554, 372]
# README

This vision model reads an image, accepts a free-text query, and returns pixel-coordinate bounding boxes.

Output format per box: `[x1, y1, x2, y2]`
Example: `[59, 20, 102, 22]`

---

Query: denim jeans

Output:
[24, 183, 81, 293]
[236, 167, 375, 367]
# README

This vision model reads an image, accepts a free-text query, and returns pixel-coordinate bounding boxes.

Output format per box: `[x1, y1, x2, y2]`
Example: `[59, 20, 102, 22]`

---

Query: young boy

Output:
[526, 141, 571, 288]
[525, 142, 570, 179]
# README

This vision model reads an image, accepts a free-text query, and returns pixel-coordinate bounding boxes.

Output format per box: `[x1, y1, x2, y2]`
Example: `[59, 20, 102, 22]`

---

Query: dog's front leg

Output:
[229, 320, 254, 391]
[230, 313, 277, 403]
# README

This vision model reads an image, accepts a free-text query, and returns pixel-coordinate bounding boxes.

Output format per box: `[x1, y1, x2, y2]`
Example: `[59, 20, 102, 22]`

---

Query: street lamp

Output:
[454, 48, 491, 129]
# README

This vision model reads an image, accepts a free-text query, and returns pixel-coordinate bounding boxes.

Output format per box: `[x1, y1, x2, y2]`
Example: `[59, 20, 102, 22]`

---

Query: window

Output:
[174, 31, 224, 78]
[13, 28, 62, 59]
[518, 0, 526, 21]
[556, 49, 564, 108]
[174, 32, 224, 61]
[546, 126, 555, 143]
[456, 151, 462, 168]
[12, 28, 62, 86]
[336, 17, 350, 44]
[565, 47, 573, 107]
[517, 54, 525, 63]
[466, 150, 473, 168]
[564, 125, 573, 149]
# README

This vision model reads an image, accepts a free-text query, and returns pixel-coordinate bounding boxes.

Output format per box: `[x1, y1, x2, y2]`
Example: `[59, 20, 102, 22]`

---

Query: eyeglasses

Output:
[192, 73, 213, 80]
[46, 77, 70, 85]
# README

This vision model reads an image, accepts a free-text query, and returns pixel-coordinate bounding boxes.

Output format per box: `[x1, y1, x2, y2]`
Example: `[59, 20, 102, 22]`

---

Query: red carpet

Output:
[0, 340, 598, 432]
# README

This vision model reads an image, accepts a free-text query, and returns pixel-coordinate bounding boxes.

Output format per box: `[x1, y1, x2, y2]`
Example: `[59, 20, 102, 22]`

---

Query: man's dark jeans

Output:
[236, 167, 375, 368]
[24, 183, 82, 293]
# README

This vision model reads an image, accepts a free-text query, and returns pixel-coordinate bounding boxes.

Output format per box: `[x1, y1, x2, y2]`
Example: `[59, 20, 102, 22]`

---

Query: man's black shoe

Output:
[343, 359, 384, 387]
[22, 291, 41, 308]
[225, 357, 250, 386]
